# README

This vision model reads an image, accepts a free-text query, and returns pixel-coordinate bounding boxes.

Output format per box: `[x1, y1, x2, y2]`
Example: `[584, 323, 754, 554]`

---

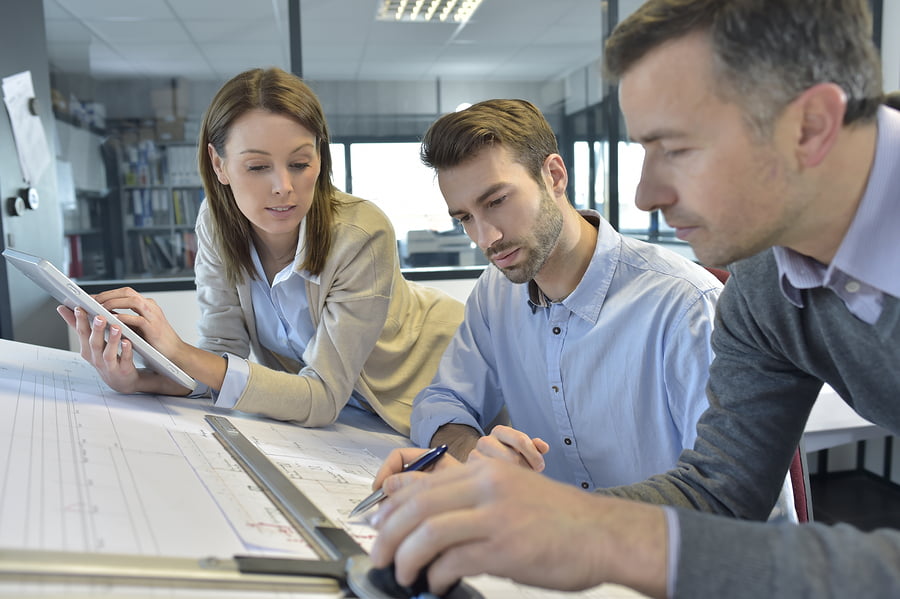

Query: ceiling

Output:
[42, 0, 617, 83]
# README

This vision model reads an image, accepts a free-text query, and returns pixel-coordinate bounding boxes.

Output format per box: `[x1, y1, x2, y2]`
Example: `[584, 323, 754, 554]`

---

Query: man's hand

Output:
[469, 424, 550, 471]
[371, 446, 463, 495]
[369, 459, 668, 598]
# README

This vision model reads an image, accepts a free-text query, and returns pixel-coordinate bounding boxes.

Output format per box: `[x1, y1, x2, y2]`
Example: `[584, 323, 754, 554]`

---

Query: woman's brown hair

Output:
[198, 67, 338, 284]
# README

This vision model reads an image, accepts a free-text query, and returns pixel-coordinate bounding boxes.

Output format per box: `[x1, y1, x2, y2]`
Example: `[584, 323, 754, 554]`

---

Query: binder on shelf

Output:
[66, 234, 83, 278]
[182, 231, 197, 269]
[173, 189, 183, 225]
[131, 189, 144, 227]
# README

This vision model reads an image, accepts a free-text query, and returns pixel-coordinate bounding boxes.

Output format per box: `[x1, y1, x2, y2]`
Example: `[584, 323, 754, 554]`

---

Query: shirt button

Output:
[551, 385, 559, 393]
[552, 326, 561, 334]
[564, 437, 572, 445]
[581, 482, 590, 489]
[845, 280, 861, 293]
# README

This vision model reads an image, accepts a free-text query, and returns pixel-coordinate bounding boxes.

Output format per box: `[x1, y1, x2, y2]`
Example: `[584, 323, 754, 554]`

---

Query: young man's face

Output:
[438, 145, 563, 283]
[619, 31, 804, 267]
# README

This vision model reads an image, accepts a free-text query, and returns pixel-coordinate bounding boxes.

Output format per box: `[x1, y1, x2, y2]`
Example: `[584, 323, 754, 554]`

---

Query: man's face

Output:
[619, 32, 804, 267]
[438, 145, 563, 283]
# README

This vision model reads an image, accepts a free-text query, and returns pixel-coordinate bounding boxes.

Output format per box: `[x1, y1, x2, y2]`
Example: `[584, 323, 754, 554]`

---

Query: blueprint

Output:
[0, 340, 645, 598]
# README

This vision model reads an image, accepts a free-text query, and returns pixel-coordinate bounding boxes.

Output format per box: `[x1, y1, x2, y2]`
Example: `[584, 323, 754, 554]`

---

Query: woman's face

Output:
[209, 109, 321, 247]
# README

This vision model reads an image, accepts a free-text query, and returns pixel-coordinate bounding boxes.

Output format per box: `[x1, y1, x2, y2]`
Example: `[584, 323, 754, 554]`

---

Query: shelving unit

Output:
[63, 190, 117, 280]
[108, 121, 203, 279]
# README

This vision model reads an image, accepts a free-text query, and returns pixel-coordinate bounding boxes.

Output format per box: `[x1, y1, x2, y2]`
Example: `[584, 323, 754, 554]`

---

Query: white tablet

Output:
[3, 247, 197, 391]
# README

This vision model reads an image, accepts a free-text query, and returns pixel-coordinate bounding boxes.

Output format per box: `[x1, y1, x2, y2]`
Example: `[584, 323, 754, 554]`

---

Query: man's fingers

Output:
[484, 426, 546, 471]
[533, 437, 550, 455]
[372, 447, 457, 491]
[370, 462, 485, 565]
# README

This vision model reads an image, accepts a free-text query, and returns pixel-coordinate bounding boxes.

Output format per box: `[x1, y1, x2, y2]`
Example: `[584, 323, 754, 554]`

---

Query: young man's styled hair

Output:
[604, 0, 883, 139]
[198, 67, 338, 284]
[420, 99, 559, 185]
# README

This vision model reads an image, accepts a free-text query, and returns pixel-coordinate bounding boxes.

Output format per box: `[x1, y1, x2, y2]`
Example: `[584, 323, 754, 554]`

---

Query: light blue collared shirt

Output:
[411, 211, 721, 490]
[213, 243, 317, 408]
[210, 240, 369, 410]
[774, 106, 900, 323]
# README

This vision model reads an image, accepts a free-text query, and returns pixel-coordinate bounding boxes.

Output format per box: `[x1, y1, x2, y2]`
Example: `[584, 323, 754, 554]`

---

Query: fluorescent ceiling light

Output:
[376, 0, 485, 23]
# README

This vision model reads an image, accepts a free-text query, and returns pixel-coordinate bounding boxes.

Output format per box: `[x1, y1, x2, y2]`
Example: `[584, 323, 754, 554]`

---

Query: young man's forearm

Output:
[431, 423, 481, 461]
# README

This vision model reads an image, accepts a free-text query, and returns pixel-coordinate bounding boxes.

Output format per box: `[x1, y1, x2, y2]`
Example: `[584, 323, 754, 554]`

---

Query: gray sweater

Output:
[606, 249, 900, 598]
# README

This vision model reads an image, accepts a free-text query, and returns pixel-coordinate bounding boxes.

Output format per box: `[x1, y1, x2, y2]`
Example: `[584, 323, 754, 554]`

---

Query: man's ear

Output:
[543, 154, 568, 196]
[208, 143, 229, 185]
[792, 83, 846, 168]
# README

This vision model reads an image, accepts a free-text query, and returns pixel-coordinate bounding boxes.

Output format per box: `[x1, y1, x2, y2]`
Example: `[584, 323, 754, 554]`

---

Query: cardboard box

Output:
[156, 118, 185, 142]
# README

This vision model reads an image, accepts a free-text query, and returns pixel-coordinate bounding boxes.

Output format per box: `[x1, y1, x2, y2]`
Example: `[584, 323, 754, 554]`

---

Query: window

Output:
[330, 142, 346, 192]
[573, 140, 607, 215]
[348, 142, 484, 268]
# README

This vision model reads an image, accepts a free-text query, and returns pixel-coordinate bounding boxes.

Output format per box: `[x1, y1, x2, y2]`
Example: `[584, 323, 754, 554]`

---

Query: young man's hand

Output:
[468, 424, 550, 472]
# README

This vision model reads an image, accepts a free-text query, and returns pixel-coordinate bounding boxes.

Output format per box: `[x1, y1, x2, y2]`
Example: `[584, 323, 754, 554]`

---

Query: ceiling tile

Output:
[51, 0, 174, 20]
[86, 19, 191, 43]
[44, 0, 609, 83]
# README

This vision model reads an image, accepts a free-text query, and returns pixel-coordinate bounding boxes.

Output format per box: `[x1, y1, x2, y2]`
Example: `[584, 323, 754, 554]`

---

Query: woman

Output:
[59, 67, 463, 435]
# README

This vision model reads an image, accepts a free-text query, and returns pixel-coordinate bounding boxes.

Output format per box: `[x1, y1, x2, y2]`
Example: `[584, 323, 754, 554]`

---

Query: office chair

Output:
[703, 264, 812, 522]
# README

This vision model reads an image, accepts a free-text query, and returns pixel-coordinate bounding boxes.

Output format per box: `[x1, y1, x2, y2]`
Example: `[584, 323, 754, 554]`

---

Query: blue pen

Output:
[349, 444, 449, 519]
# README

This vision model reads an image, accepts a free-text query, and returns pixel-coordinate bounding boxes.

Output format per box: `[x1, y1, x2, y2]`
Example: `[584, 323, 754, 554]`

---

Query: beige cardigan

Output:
[193, 193, 464, 436]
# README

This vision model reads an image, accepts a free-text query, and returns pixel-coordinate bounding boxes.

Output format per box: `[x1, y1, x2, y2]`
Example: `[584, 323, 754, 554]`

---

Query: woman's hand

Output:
[57, 290, 193, 396]
[91, 287, 184, 357]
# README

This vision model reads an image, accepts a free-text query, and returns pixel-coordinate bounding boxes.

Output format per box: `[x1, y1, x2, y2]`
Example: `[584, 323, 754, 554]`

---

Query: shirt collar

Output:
[775, 105, 900, 304]
[527, 209, 618, 323]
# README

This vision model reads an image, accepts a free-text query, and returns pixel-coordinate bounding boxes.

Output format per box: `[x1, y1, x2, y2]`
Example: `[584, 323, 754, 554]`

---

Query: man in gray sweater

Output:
[367, 0, 900, 597]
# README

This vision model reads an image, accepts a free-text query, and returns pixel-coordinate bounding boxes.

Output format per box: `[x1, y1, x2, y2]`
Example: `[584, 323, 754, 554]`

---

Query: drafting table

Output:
[803, 384, 890, 453]
[0, 338, 646, 598]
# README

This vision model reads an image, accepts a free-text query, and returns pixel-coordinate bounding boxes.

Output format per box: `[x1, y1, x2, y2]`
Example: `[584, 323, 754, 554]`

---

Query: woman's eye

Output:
[489, 195, 506, 208]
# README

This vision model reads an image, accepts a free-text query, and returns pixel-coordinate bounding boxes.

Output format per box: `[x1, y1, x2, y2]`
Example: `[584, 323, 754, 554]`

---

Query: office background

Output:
[1, 0, 899, 521]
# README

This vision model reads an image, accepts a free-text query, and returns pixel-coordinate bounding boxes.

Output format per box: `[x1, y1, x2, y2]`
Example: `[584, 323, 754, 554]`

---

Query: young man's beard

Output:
[492, 187, 563, 284]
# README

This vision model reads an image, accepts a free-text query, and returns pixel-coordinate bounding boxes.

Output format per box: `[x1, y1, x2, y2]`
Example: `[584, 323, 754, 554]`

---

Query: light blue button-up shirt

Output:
[212, 243, 317, 408]
[211, 242, 370, 411]
[774, 106, 900, 323]
[411, 211, 721, 490]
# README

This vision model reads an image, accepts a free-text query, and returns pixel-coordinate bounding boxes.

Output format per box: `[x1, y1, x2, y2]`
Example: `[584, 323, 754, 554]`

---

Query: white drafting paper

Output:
[2, 70, 52, 184]
[0, 340, 649, 598]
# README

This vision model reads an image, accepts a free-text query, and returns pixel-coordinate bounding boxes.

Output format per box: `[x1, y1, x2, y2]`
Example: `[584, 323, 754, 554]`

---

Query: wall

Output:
[94, 77, 565, 139]
[0, 0, 67, 349]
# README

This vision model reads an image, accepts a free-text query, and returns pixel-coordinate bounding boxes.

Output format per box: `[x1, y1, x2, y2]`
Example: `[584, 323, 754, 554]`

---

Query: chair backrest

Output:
[703, 265, 811, 522]
[705, 266, 731, 284]
[790, 445, 812, 522]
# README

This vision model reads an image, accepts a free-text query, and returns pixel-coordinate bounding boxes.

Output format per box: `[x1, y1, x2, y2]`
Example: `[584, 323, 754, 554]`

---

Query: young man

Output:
[407, 98, 723, 492]
[367, 1, 900, 598]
